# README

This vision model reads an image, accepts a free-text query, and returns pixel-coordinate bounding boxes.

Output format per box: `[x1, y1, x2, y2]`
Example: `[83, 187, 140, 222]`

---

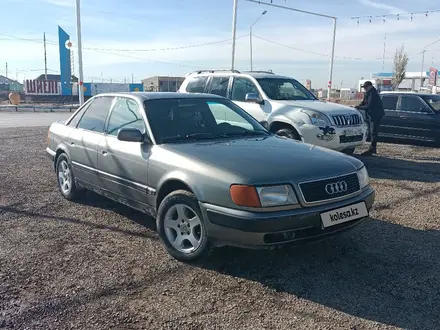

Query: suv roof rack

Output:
[241, 70, 274, 75]
[186, 69, 241, 76]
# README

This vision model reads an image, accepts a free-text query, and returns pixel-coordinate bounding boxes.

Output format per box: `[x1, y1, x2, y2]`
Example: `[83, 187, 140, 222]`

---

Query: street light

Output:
[75, 0, 85, 105]
[419, 37, 440, 91]
[250, 10, 267, 71]
[244, 0, 337, 101]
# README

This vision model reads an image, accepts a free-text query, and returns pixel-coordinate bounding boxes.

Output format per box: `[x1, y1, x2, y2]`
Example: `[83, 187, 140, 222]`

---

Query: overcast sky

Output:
[0, 0, 439, 88]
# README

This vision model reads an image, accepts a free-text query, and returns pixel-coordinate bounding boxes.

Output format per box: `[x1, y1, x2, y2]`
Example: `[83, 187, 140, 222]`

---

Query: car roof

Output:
[93, 92, 225, 101]
[187, 71, 293, 80]
[380, 91, 434, 96]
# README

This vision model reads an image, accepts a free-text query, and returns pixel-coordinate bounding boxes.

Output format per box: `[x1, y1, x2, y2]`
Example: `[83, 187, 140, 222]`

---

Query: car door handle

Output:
[101, 150, 108, 155]
[70, 141, 74, 145]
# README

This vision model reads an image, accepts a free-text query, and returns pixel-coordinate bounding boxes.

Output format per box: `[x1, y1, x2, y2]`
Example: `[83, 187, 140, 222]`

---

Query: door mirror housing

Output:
[259, 120, 269, 130]
[117, 128, 145, 143]
[245, 93, 264, 105]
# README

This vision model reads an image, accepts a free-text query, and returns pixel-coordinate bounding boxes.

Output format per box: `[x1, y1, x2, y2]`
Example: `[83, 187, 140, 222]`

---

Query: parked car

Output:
[46, 92, 375, 261]
[368, 91, 440, 145]
[178, 70, 368, 154]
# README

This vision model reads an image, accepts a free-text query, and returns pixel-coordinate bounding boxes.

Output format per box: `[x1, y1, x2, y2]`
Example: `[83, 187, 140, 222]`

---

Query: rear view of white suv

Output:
[179, 70, 367, 154]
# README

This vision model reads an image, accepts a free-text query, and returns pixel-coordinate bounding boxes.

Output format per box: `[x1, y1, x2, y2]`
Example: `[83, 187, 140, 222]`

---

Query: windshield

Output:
[421, 95, 440, 111]
[256, 78, 317, 101]
[144, 98, 269, 144]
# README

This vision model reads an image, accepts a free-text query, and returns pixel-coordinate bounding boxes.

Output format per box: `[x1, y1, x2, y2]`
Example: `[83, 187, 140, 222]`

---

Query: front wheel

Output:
[276, 127, 301, 141]
[156, 190, 210, 262]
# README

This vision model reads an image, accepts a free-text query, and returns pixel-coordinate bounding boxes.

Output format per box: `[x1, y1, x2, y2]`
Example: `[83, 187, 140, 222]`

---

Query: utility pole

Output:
[5, 62, 7, 78]
[75, 0, 85, 105]
[420, 49, 426, 91]
[44, 32, 48, 80]
[131, 73, 134, 84]
[381, 33, 387, 73]
[231, 0, 238, 70]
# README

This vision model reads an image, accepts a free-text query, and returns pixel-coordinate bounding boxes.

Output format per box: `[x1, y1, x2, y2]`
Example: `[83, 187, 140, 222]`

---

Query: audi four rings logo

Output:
[325, 181, 348, 195]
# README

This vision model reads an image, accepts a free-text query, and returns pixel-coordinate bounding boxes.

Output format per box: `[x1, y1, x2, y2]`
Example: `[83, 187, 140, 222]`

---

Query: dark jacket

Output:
[357, 87, 385, 121]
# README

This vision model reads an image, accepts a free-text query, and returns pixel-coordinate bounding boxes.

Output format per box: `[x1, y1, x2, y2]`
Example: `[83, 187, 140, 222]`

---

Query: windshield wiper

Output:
[161, 133, 220, 143]
[220, 130, 269, 137]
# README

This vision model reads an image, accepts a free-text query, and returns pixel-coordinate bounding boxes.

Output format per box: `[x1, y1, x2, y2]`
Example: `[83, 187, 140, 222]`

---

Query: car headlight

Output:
[230, 184, 298, 207]
[301, 109, 331, 126]
[357, 166, 369, 189]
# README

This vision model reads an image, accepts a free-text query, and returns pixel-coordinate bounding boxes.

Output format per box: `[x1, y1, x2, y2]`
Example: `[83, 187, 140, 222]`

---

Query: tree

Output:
[391, 45, 409, 90]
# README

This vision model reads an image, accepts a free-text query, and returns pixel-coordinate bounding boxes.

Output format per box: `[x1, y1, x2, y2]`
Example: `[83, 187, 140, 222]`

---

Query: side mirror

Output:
[245, 93, 264, 105]
[117, 128, 145, 143]
[259, 120, 269, 130]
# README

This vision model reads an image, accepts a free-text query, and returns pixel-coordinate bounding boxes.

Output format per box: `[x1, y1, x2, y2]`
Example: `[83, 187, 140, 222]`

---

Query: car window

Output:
[185, 76, 209, 93]
[381, 95, 398, 110]
[208, 76, 229, 97]
[77, 96, 114, 133]
[400, 96, 429, 112]
[106, 97, 146, 136]
[231, 77, 260, 102]
[67, 100, 92, 127]
[421, 94, 440, 111]
[256, 78, 317, 101]
[207, 102, 253, 130]
[144, 98, 267, 144]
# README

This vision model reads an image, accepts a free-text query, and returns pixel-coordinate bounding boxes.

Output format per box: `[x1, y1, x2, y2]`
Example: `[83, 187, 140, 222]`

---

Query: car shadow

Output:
[193, 217, 440, 329]
[355, 154, 440, 182]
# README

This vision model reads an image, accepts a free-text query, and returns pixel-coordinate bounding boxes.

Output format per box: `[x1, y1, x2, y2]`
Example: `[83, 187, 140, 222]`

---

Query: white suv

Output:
[179, 70, 368, 154]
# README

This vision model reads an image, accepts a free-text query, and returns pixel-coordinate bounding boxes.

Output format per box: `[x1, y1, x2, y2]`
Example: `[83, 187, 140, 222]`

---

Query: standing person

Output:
[355, 81, 385, 156]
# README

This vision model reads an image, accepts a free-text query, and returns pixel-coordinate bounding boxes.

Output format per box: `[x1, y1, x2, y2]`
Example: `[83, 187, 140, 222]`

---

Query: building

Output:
[141, 76, 185, 92]
[0, 75, 23, 92]
[358, 70, 438, 92]
[34, 74, 78, 82]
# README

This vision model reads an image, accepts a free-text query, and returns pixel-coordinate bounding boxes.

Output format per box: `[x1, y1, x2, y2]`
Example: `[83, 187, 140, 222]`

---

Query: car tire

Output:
[342, 147, 355, 155]
[156, 190, 211, 262]
[55, 153, 84, 201]
[276, 127, 301, 141]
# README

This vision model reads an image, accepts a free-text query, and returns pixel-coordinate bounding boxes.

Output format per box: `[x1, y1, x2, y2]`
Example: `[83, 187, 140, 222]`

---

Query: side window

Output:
[185, 76, 209, 93]
[67, 101, 92, 127]
[207, 101, 253, 130]
[231, 78, 259, 102]
[106, 98, 146, 136]
[208, 76, 229, 97]
[400, 96, 427, 112]
[381, 95, 398, 110]
[77, 96, 114, 133]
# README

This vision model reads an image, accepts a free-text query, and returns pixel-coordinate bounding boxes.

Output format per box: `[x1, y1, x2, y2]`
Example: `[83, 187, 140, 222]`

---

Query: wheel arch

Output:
[54, 144, 71, 171]
[155, 178, 198, 211]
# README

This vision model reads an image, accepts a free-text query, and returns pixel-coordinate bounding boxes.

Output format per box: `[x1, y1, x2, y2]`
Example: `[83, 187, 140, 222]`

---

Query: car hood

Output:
[161, 135, 364, 185]
[271, 99, 359, 115]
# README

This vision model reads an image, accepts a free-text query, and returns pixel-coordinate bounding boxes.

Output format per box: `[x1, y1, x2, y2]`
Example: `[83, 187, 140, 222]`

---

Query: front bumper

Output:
[299, 123, 368, 151]
[46, 147, 56, 162]
[199, 186, 375, 249]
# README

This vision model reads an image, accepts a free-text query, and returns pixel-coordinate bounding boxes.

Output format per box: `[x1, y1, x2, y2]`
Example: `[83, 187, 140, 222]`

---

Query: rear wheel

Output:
[276, 127, 301, 141]
[156, 190, 210, 262]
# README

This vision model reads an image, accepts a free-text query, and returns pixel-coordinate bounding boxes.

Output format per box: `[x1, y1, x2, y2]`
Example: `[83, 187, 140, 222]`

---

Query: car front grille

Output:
[298, 173, 360, 203]
[332, 114, 361, 126]
[340, 135, 364, 143]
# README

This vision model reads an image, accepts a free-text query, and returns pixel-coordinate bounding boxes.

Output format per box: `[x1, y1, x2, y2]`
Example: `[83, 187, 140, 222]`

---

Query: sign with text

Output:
[429, 67, 438, 87]
[24, 80, 61, 95]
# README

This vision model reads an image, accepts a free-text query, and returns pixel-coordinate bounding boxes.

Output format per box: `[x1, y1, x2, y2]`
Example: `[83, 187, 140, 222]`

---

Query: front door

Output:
[97, 96, 151, 206]
[397, 95, 438, 141]
[68, 96, 114, 187]
[230, 77, 270, 121]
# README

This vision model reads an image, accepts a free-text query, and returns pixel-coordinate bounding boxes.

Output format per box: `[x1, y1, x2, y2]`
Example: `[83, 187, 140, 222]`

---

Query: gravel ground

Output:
[0, 127, 439, 330]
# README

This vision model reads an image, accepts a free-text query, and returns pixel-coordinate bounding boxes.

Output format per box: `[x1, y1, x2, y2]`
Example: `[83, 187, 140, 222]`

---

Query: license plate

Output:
[344, 128, 362, 136]
[320, 202, 368, 228]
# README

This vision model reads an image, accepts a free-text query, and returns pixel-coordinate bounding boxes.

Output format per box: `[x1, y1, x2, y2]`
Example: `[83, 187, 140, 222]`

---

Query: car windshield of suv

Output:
[256, 78, 317, 101]
[144, 98, 269, 144]
[421, 95, 440, 111]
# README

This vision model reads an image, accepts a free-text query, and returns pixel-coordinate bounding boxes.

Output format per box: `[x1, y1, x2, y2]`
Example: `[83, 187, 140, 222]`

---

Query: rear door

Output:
[379, 94, 400, 137]
[182, 75, 209, 94]
[397, 95, 438, 141]
[97, 96, 152, 206]
[206, 76, 231, 98]
[68, 96, 114, 187]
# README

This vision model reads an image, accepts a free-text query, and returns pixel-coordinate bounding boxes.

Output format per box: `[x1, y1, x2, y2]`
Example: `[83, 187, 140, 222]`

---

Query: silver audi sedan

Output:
[46, 92, 375, 262]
